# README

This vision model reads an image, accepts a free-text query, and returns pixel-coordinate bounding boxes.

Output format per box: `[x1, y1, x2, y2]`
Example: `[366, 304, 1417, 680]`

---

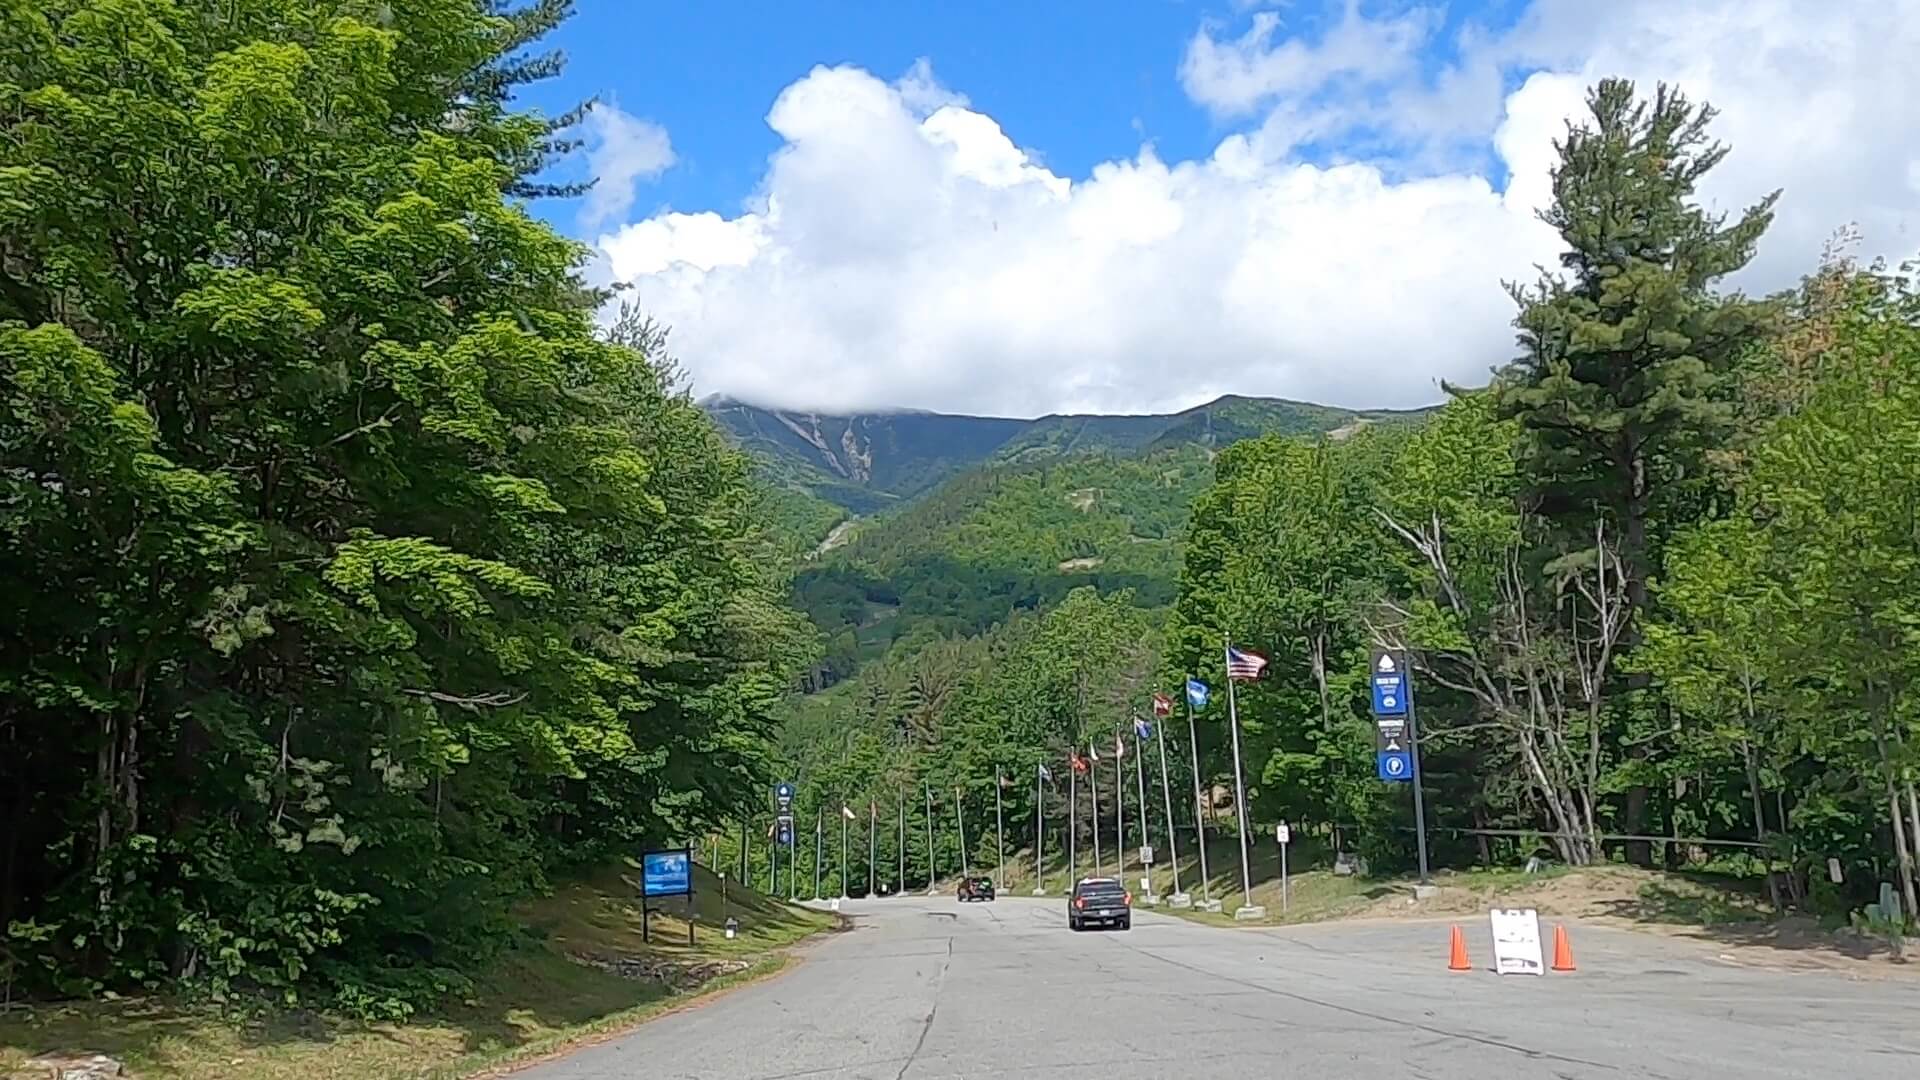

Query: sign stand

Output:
[1371, 648, 1430, 883]
[1489, 908, 1545, 975]
[1275, 822, 1291, 916]
[640, 847, 695, 946]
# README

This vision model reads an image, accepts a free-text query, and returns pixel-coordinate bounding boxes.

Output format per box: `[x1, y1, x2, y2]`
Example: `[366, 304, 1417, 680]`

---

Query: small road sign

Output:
[1140, 845, 1154, 865]
[1275, 823, 1291, 844]
[1377, 749, 1412, 781]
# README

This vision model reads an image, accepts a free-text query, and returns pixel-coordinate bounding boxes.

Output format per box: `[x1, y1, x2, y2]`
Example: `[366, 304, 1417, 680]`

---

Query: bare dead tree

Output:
[1372, 509, 1628, 865]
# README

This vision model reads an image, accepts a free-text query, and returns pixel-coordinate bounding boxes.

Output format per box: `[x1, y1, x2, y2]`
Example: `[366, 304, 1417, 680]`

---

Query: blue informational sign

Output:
[641, 849, 693, 897]
[775, 818, 794, 846]
[1377, 749, 1412, 782]
[1370, 649, 1409, 716]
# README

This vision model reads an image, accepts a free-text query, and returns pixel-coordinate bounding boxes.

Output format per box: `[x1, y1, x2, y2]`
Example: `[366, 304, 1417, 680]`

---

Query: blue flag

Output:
[1186, 678, 1211, 709]
[1134, 716, 1152, 739]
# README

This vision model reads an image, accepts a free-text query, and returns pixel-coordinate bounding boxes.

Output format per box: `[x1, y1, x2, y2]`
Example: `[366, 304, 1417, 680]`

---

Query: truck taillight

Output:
[1074, 897, 1086, 909]
[1123, 892, 1132, 905]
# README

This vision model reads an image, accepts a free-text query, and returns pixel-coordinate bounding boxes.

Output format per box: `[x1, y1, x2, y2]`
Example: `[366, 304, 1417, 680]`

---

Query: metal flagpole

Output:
[1187, 686, 1211, 906]
[869, 802, 877, 897]
[924, 782, 936, 894]
[1154, 712, 1184, 902]
[740, 820, 749, 886]
[1089, 742, 1103, 876]
[955, 787, 970, 879]
[995, 769, 1006, 889]
[813, 809, 823, 900]
[1035, 766, 1046, 894]
[1224, 638, 1256, 914]
[1068, 759, 1078, 884]
[1134, 726, 1151, 897]
[840, 805, 849, 898]
[788, 812, 798, 900]
[769, 789, 779, 896]
[1114, 737, 1125, 880]
[898, 796, 906, 895]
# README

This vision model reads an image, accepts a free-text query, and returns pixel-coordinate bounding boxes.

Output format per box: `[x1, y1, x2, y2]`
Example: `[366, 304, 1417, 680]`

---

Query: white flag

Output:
[841, 805, 856, 821]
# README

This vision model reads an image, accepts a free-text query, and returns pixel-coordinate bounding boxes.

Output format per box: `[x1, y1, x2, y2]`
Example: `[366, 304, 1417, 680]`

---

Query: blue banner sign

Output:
[1370, 649, 1409, 716]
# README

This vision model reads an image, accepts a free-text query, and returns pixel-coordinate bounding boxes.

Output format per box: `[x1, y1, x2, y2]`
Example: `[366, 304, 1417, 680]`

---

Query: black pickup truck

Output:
[1067, 877, 1131, 930]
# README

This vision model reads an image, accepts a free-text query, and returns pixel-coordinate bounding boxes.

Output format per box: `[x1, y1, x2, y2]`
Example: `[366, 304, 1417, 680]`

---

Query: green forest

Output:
[3, 0, 1919, 1032]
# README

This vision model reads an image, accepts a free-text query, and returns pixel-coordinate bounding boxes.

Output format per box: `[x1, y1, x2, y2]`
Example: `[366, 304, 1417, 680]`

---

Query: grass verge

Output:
[1, 864, 831, 1080]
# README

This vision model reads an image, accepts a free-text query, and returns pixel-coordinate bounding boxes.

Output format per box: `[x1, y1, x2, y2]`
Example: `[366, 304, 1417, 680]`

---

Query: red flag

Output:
[1152, 692, 1172, 718]
[1069, 751, 1089, 773]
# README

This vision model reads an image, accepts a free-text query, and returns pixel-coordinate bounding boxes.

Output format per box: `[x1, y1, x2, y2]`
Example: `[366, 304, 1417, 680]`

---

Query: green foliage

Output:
[0, 0, 809, 1015]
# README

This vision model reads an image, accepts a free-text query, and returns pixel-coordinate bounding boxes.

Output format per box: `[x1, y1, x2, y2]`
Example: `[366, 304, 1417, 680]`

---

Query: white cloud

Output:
[578, 102, 676, 230]
[594, 4, 1920, 417]
[1180, 3, 1443, 119]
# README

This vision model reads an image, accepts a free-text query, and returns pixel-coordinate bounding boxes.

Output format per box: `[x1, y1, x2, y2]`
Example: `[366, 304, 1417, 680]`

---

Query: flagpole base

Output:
[1031, 887, 1046, 896]
[1197, 899, 1223, 913]
[1233, 905, 1268, 921]
[1168, 892, 1192, 909]
[1138, 894, 1158, 907]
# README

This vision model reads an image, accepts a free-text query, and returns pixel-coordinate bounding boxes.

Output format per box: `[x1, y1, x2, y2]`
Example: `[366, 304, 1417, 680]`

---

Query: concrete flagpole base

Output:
[1233, 905, 1268, 921]
[1167, 892, 1193, 909]
[1197, 899, 1223, 912]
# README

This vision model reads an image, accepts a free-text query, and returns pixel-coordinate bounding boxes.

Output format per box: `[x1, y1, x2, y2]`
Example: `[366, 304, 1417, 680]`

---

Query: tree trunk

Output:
[1873, 709, 1919, 921]
[1623, 744, 1653, 867]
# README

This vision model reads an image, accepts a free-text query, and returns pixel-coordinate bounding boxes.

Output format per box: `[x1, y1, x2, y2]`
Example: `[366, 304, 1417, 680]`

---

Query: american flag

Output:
[1226, 645, 1268, 680]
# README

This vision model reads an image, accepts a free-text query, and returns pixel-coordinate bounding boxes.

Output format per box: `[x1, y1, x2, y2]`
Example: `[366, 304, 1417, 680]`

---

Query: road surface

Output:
[516, 894, 1920, 1079]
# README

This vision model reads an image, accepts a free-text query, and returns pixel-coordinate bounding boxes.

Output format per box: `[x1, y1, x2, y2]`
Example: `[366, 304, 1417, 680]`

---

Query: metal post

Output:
[739, 819, 749, 885]
[1408, 677, 1431, 884]
[841, 806, 849, 898]
[898, 796, 906, 895]
[869, 803, 877, 897]
[955, 787, 970, 879]
[1114, 739, 1125, 879]
[995, 769, 1006, 889]
[1280, 829, 1290, 915]
[924, 782, 936, 894]
[1187, 691, 1211, 905]
[1225, 639, 1255, 914]
[769, 790, 779, 897]
[1134, 730, 1150, 896]
[813, 810, 823, 900]
[1035, 766, 1046, 894]
[1156, 714, 1183, 900]
[1089, 742, 1103, 876]
[1068, 762, 1078, 885]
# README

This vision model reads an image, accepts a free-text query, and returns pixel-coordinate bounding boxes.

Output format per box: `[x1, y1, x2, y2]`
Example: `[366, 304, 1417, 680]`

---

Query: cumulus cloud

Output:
[1180, 3, 1442, 119]
[578, 102, 676, 230]
[594, 3, 1920, 417]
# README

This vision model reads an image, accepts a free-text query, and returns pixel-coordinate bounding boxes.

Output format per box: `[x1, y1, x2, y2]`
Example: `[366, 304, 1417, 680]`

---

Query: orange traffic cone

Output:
[1551, 924, 1576, 972]
[1448, 925, 1471, 971]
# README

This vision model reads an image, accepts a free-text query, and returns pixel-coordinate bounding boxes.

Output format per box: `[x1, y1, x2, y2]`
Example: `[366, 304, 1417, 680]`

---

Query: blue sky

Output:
[517, 0, 1917, 416]
[524, 0, 1531, 235]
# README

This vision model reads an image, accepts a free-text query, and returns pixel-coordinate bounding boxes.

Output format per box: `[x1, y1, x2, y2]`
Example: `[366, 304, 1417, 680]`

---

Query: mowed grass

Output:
[0, 864, 831, 1080]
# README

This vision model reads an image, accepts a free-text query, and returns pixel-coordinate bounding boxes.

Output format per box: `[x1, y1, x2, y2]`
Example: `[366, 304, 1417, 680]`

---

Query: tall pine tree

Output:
[1496, 78, 1777, 611]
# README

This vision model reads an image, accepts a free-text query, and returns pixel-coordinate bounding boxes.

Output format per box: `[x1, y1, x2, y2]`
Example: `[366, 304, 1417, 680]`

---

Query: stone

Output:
[20, 1054, 125, 1080]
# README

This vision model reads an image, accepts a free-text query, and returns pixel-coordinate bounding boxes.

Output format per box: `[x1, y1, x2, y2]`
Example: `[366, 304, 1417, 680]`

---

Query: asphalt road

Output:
[516, 894, 1920, 1079]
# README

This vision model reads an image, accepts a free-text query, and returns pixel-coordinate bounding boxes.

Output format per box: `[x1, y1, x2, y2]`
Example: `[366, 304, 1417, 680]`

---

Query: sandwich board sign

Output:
[1488, 908, 1545, 976]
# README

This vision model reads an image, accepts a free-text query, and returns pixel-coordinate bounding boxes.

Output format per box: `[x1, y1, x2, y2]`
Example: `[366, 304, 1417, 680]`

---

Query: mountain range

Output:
[703, 394, 1430, 516]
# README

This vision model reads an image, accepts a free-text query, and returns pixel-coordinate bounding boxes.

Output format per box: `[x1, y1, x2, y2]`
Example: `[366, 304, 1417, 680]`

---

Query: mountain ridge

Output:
[704, 392, 1434, 517]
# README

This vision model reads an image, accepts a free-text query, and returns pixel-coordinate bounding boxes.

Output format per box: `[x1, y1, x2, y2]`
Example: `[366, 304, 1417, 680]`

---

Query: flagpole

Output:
[1225, 638, 1256, 916]
[813, 809, 823, 900]
[1068, 758, 1078, 884]
[1135, 726, 1151, 899]
[994, 769, 1006, 890]
[954, 787, 970, 879]
[788, 808, 798, 901]
[1034, 766, 1046, 894]
[1187, 685, 1212, 907]
[869, 802, 877, 897]
[1155, 708, 1184, 902]
[924, 781, 936, 895]
[841, 805, 849, 899]
[1114, 736, 1125, 882]
[898, 795, 906, 896]
[1088, 742, 1103, 877]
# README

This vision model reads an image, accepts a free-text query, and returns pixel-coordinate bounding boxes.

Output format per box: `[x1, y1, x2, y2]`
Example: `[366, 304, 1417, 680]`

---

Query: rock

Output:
[17, 1053, 125, 1079]
[571, 951, 751, 991]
